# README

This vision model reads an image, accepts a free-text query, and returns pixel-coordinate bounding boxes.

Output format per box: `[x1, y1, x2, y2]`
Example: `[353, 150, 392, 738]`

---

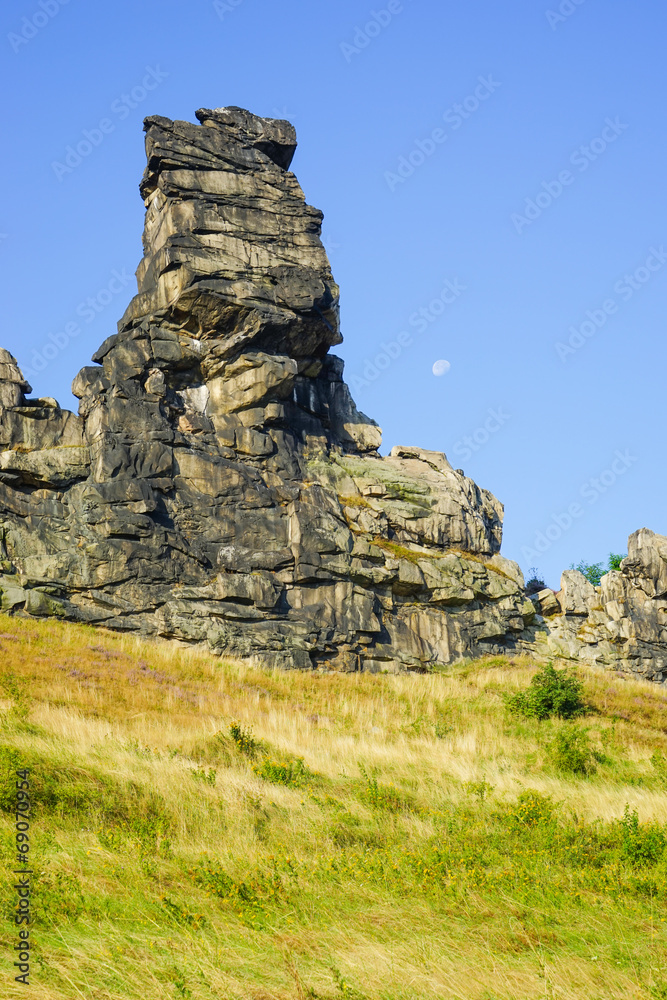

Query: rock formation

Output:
[0, 106, 663, 679]
[524, 530, 667, 683]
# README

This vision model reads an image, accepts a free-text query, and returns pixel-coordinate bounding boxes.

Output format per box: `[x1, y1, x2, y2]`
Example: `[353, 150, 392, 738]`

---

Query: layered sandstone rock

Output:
[0, 107, 536, 670]
[0, 106, 662, 679]
[523, 529, 667, 682]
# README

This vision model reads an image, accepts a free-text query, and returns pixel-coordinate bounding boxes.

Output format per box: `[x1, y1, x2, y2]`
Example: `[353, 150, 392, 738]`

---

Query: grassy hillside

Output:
[1, 617, 667, 999]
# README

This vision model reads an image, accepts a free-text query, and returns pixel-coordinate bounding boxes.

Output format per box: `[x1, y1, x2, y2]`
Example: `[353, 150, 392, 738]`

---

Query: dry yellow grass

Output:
[0, 615, 666, 998]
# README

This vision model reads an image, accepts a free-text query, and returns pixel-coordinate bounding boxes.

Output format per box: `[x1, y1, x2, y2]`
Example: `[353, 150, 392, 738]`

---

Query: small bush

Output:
[570, 553, 626, 583]
[253, 757, 314, 787]
[229, 722, 263, 759]
[189, 856, 292, 916]
[618, 805, 666, 866]
[190, 858, 259, 906]
[508, 663, 585, 721]
[97, 800, 174, 865]
[509, 790, 554, 828]
[525, 567, 546, 596]
[549, 726, 599, 776]
[570, 560, 605, 586]
[464, 780, 493, 801]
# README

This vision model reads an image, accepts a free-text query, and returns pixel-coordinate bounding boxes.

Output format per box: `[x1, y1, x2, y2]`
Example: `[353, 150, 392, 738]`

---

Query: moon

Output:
[432, 359, 451, 376]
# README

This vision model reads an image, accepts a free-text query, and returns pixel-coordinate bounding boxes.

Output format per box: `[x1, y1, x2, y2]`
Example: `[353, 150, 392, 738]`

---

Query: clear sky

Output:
[1, 0, 665, 588]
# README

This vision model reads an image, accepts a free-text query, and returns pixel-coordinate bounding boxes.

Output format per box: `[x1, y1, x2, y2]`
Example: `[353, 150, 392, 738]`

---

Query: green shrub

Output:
[172, 970, 193, 999]
[570, 553, 626, 582]
[190, 859, 255, 903]
[189, 855, 292, 915]
[252, 757, 314, 787]
[549, 726, 599, 776]
[570, 560, 605, 586]
[127, 808, 174, 858]
[464, 780, 494, 801]
[509, 790, 554, 828]
[618, 805, 666, 866]
[508, 663, 585, 721]
[229, 722, 263, 759]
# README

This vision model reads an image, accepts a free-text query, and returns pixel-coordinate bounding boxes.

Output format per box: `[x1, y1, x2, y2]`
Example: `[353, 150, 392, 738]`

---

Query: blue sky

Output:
[1, 0, 665, 587]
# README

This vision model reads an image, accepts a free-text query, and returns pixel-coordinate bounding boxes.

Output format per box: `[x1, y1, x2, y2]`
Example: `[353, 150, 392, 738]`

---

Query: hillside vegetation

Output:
[1, 617, 667, 999]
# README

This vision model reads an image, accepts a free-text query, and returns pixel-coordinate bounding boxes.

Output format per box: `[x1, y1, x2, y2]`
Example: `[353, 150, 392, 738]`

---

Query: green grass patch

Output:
[0, 615, 666, 998]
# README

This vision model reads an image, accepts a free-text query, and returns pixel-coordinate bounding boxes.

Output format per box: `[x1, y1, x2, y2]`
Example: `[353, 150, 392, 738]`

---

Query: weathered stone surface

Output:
[0, 447, 90, 488]
[1, 106, 664, 679]
[519, 531, 667, 681]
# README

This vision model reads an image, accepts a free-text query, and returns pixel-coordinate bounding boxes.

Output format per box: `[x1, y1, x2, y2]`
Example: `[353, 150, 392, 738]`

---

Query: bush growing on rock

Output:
[570, 552, 627, 585]
[525, 567, 547, 596]
[570, 560, 605, 586]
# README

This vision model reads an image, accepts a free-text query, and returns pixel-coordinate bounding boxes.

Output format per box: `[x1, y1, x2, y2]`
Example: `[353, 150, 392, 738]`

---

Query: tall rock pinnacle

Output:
[0, 106, 664, 679]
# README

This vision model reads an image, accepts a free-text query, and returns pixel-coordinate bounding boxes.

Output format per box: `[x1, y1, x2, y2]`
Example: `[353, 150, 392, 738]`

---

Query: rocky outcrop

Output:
[0, 106, 539, 671]
[0, 106, 663, 679]
[523, 529, 667, 683]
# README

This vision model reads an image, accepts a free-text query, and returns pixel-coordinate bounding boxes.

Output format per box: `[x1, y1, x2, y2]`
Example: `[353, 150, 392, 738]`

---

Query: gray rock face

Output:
[522, 529, 667, 682]
[0, 106, 663, 678]
[0, 106, 535, 670]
